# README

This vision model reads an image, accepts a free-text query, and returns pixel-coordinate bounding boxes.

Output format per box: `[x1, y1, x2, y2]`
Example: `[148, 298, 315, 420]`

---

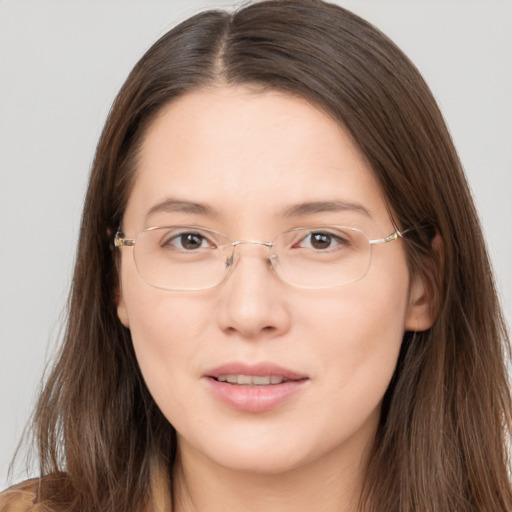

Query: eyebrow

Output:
[144, 198, 372, 222]
[145, 198, 218, 220]
[282, 200, 372, 219]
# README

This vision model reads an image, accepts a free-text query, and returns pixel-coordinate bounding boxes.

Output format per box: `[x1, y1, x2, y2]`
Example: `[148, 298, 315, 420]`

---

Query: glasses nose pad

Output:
[225, 254, 234, 269]
[269, 252, 279, 269]
[225, 249, 238, 270]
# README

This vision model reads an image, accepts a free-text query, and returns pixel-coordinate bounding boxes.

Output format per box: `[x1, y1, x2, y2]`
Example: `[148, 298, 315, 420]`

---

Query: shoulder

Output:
[0, 479, 39, 512]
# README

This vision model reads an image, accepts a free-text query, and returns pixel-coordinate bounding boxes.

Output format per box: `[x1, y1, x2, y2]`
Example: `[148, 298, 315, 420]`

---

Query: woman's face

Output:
[117, 87, 432, 476]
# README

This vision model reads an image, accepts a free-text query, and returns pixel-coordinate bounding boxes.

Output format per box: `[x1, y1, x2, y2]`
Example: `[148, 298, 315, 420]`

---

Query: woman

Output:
[1, 0, 511, 510]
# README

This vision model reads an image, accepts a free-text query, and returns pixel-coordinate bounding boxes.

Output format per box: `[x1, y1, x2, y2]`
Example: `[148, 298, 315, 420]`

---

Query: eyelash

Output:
[164, 232, 215, 251]
[161, 228, 352, 253]
[293, 231, 351, 251]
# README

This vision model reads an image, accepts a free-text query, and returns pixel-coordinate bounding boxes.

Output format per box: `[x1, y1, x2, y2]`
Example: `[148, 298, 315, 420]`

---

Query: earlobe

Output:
[404, 274, 435, 332]
[117, 298, 130, 328]
[116, 285, 130, 328]
[405, 232, 444, 332]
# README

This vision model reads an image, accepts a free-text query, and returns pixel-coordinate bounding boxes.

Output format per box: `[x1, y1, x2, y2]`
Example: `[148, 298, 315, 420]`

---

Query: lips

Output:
[203, 362, 309, 413]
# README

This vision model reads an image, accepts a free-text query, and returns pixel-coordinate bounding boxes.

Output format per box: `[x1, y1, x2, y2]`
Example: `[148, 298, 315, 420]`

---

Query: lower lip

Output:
[204, 378, 308, 413]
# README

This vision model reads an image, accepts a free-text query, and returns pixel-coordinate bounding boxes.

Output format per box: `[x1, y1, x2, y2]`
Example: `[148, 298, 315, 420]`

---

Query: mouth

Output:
[204, 363, 309, 413]
[206, 362, 307, 384]
[214, 375, 290, 386]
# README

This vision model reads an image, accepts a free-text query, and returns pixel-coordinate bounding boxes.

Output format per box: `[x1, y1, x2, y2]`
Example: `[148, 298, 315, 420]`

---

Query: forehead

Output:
[123, 86, 388, 232]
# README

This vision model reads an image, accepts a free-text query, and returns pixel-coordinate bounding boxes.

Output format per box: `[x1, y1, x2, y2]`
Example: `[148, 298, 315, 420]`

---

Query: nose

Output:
[216, 243, 291, 339]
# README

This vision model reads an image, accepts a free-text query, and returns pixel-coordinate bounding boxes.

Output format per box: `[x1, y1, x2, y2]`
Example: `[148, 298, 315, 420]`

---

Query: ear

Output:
[116, 289, 130, 328]
[110, 226, 130, 329]
[405, 274, 435, 332]
[114, 265, 130, 328]
[405, 233, 443, 332]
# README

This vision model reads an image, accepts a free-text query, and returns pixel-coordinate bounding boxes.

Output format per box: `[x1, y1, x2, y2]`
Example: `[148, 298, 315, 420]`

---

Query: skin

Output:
[116, 86, 434, 512]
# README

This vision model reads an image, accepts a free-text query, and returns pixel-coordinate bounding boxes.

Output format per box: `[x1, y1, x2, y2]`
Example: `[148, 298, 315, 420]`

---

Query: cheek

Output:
[128, 294, 206, 361]
[119, 263, 213, 407]
[298, 257, 410, 408]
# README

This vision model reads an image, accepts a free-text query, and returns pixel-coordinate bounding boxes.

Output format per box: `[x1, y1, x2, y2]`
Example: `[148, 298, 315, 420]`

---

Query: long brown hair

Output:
[20, 0, 512, 510]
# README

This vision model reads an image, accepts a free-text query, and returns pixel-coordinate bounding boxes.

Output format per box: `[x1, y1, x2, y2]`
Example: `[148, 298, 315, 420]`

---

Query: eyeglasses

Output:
[114, 225, 404, 291]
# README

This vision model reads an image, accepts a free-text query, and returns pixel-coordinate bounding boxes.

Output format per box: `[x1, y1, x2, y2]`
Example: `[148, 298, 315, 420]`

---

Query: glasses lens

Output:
[130, 225, 372, 290]
[133, 227, 231, 290]
[272, 226, 371, 288]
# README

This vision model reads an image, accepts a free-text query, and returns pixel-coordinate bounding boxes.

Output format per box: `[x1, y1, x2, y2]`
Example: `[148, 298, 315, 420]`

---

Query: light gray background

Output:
[1, 0, 511, 488]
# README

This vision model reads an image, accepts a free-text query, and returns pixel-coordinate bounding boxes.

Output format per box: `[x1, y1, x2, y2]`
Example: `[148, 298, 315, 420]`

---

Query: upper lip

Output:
[205, 362, 308, 381]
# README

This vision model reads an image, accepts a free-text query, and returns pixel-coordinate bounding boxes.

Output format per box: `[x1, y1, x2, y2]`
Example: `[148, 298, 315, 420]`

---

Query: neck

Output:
[171, 437, 372, 512]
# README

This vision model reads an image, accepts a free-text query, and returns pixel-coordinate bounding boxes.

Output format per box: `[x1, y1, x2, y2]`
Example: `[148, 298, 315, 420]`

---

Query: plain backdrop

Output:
[1, 0, 511, 488]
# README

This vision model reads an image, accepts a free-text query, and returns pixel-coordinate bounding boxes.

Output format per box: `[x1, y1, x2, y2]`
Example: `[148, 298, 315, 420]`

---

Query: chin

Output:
[208, 444, 312, 476]
[178, 420, 357, 478]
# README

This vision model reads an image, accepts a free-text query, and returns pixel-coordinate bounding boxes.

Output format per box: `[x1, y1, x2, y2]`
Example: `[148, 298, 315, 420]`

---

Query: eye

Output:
[165, 231, 215, 251]
[297, 230, 350, 251]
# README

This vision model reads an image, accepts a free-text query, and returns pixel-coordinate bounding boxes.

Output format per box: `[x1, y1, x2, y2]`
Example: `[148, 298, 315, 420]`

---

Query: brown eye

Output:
[310, 232, 332, 249]
[180, 233, 204, 250]
[163, 231, 211, 251]
[295, 230, 351, 252]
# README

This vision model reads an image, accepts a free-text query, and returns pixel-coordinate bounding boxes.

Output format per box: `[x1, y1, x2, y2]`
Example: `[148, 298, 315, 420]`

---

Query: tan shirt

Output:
[0, 479, 39, 512]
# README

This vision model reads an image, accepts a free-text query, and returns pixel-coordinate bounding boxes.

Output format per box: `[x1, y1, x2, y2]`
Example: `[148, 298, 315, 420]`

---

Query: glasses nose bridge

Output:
[231, 239, 273, 249]
[228, 240, 277, 271]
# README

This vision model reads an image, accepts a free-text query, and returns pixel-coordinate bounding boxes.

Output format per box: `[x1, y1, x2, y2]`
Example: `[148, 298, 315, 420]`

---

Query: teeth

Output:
[216, 375, 285, 385]
[238, 375, 253, 385]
